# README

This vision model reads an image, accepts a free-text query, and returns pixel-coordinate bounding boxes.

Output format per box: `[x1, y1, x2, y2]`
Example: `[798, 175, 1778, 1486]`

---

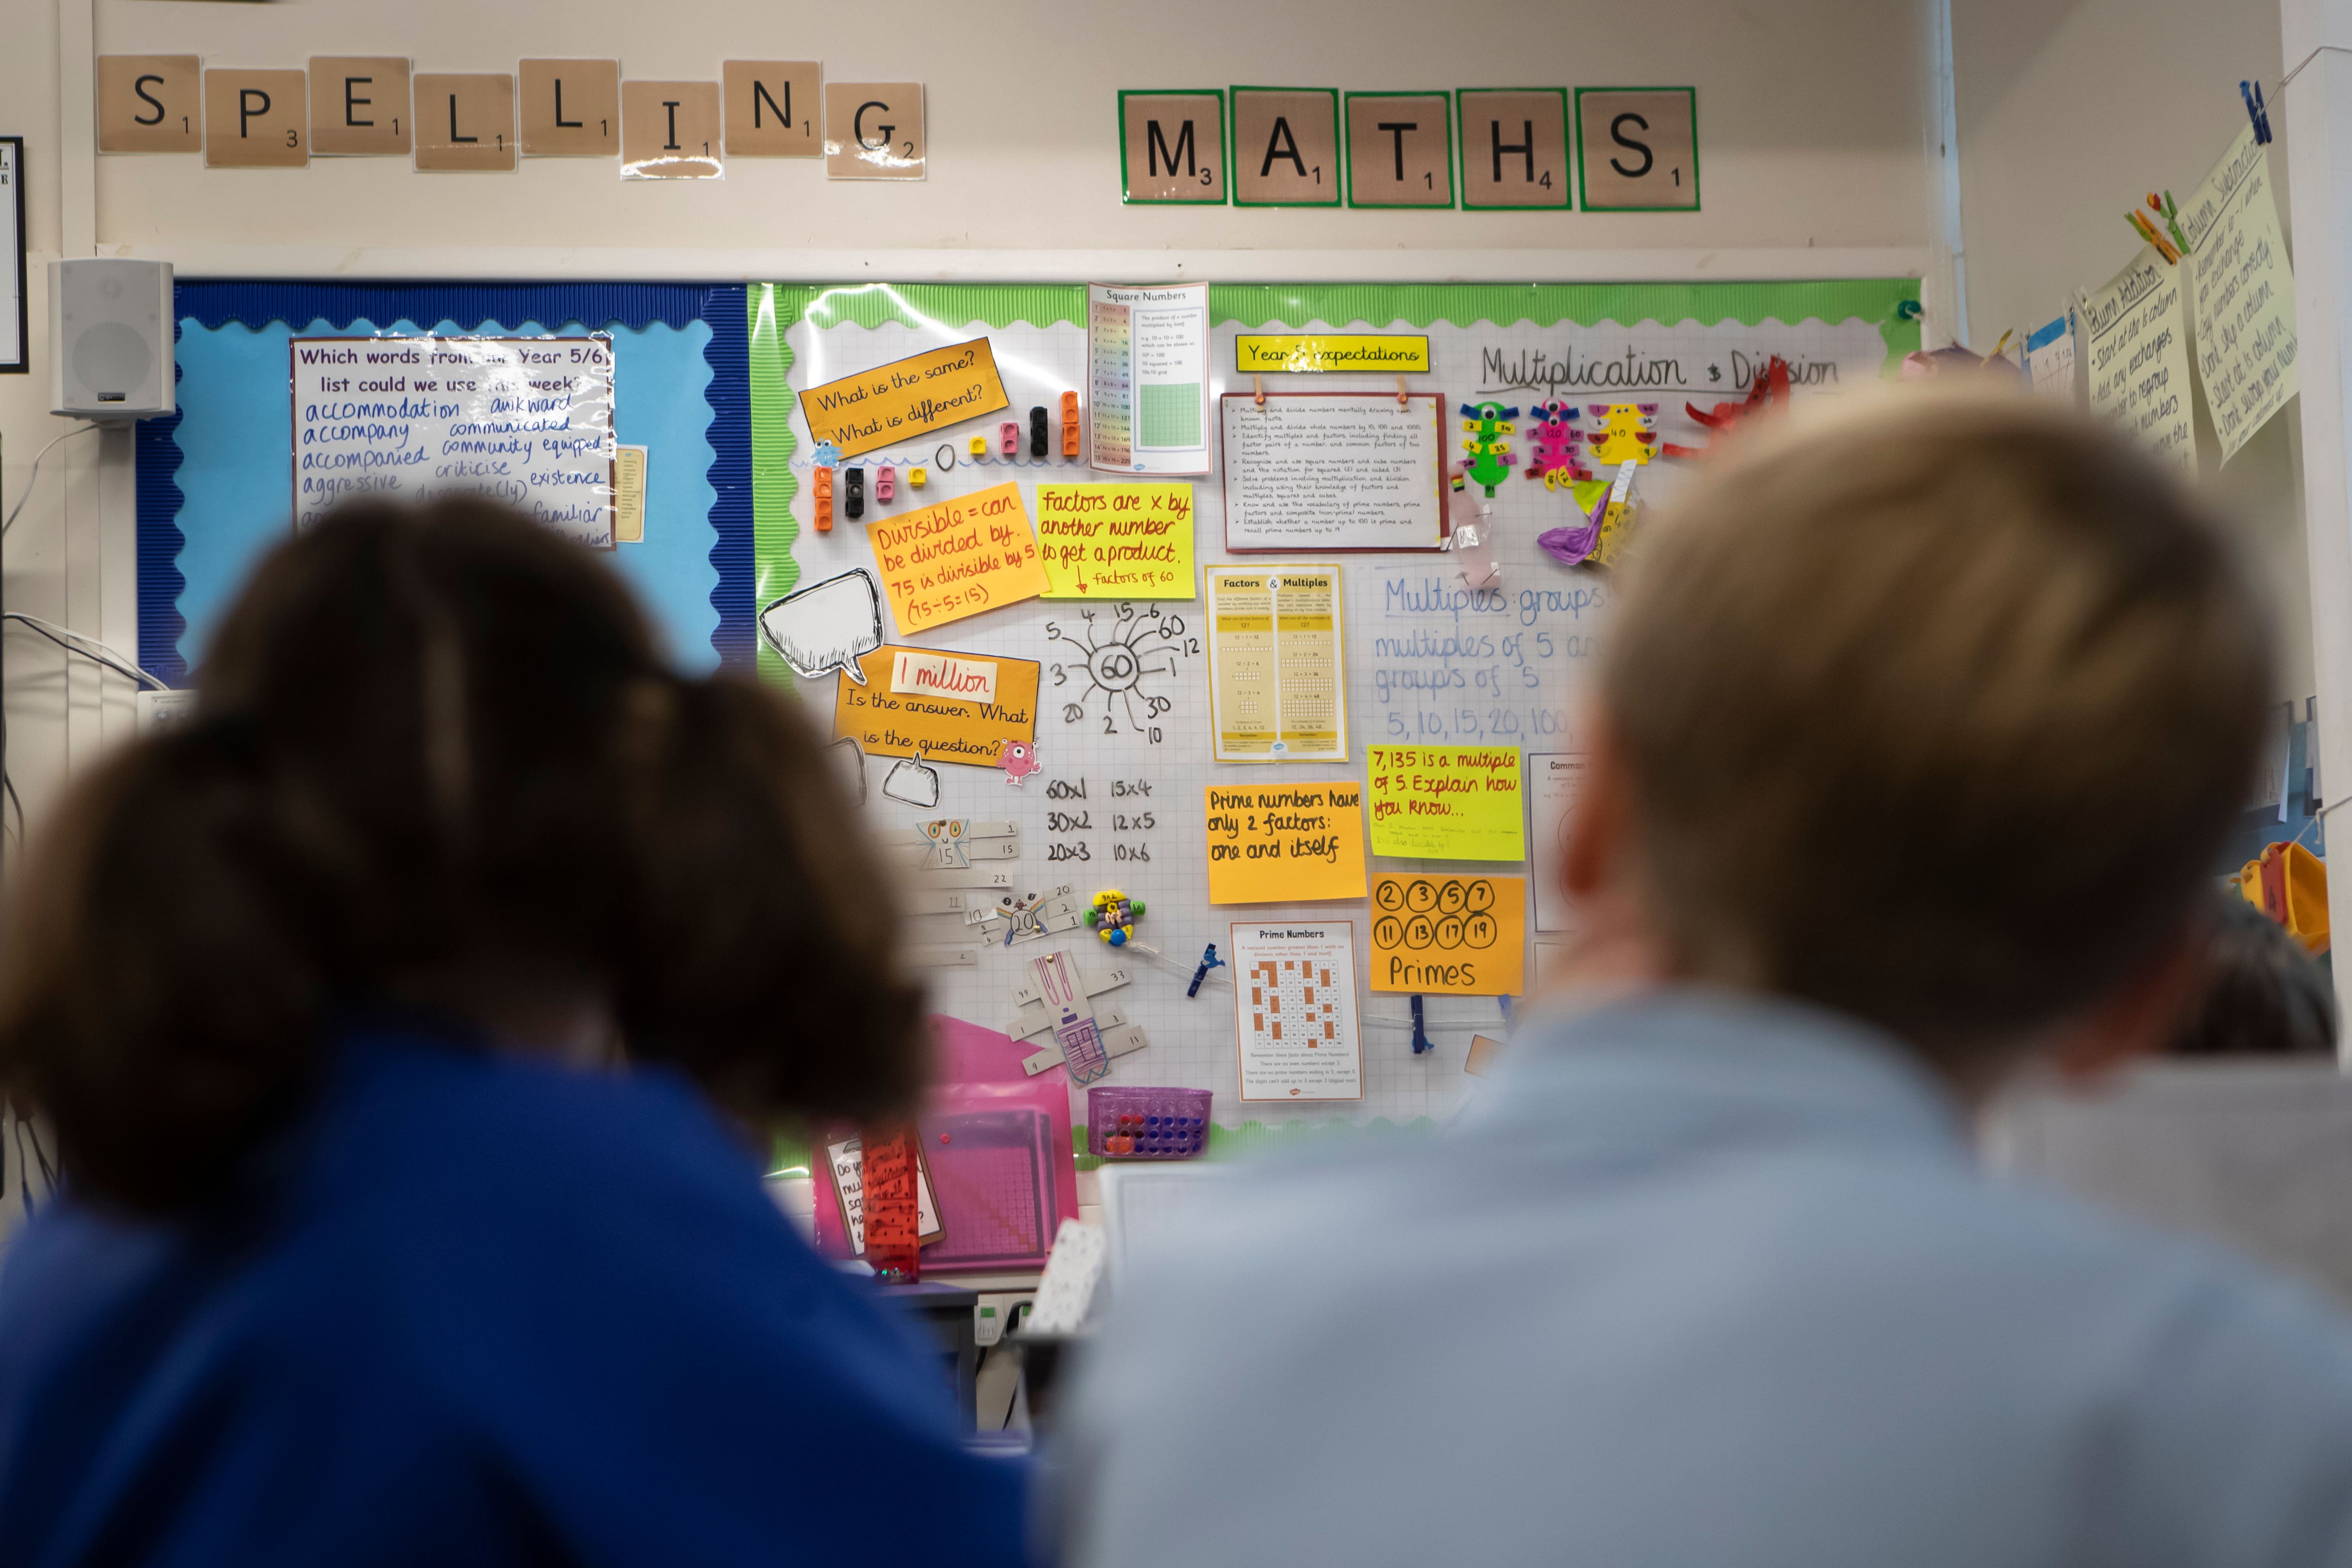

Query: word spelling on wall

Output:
[1118, 86, 1698, 213]
[96, 55, 925, 180]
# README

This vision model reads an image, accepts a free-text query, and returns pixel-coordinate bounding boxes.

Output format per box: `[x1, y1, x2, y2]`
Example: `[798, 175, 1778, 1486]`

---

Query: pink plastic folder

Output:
[814, 1015, 1079, 1273]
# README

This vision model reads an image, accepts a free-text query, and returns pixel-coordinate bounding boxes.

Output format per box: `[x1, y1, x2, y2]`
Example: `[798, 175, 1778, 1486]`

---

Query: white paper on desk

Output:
[2180, 124, 2300, 465]
[1087, 283, 1212, 476]
[823, 1136, 943, 1255]
[1025, 1219, 1108, 1333]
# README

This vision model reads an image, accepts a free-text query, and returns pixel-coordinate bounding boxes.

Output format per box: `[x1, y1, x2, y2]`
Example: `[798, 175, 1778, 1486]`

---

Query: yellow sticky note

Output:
[1038, 483, 1196, 599]
[1370, 874, 1526, 994]
[800, 337, 1010, 459]
[1204, 783, 1368, 904]
[869, 481, 1050, 635]
[613, 445, 646, 543]
[1366, 746, 1525, 860]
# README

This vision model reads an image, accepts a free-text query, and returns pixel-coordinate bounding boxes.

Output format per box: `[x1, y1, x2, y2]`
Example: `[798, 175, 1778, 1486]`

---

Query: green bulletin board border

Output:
[746, 278, 1923, 686]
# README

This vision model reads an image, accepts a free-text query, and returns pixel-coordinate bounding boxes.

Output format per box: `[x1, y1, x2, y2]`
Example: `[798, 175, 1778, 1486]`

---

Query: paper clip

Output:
[1409, 994, 1432, 1056]
[2242, 80, 2272, 146]
[1187, 943, 1226, 997]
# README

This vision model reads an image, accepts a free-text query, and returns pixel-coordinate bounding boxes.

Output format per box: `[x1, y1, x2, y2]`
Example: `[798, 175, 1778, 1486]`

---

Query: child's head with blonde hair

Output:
[1581, 390, 2273, 1082]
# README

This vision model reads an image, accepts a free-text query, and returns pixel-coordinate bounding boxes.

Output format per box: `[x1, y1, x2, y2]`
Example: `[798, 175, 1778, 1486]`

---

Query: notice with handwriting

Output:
[870, 481, 1050, 634]
[1037, 483, 1196, 598]
[1370, 874, 1526, 995]
[2180, 125, 2299, 464]
[2080, 250, 2195, 476]
[801, 338, 1010, 459]
[289, 334, 615, 544]
[1204, 783, 1367, 903]
[834, 644, 1039, 765]
[1367, 746, 1525, 860]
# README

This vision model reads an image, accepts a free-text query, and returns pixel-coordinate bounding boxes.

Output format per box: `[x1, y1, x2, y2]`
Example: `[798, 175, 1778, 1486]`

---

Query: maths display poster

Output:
[1369, 874, 1526, 995]
[1203, 782, 1368, 903]
[1231, 922, 1363, 1102]
[1037, 483, 1196, 598]
[1087, 283, 1212, 476]
[834, 644, 1039, 765]
[799, 337, 1009, 459]
[2180, 125, 2300, 465]
[2080, 249, 2195, 476]
[1204, 565, 1349, 762]
[1366, 746, 1525, 860]
[869, 481, 1050, 634]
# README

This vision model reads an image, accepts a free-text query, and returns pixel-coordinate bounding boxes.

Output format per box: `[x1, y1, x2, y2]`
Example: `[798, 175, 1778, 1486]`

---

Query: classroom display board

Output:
[751, 279, 1921, 1141]
[136, 281, 753, 681]
[136, 277, 1916, 1148]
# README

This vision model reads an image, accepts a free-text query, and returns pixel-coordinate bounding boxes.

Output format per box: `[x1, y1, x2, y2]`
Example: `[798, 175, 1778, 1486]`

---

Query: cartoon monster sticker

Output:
[1523, 400, 1591, 490]
[1451, 401, 1519, 498]
[998, 739, 1042, 788]
[1584, 403, 1659, 467]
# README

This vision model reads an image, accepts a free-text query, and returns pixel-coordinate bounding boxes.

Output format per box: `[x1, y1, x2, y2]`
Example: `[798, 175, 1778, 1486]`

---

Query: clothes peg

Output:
[844, 466, 865, 521]
[876, 465, 895, 503]
[2242, 80, 2272, 145]
[1409, 993, 1432, 1056]
[1187, 943, 1226, 998]
[813, 465, 835, 533]
[1030, 405, 1050, 459]
[2149, 191, 2189, 255]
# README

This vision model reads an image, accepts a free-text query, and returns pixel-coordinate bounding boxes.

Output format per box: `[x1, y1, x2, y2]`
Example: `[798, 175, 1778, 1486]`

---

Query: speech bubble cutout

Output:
[759, 569, 884, 685]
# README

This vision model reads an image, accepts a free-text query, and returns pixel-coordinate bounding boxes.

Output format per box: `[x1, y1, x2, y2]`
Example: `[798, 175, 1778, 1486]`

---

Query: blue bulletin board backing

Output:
[135, 281, 752, 684]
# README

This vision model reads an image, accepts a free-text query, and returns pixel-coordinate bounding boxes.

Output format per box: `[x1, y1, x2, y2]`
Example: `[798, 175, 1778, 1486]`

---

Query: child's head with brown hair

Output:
[0, 496, 926, 1212]
[1565, 390, 2274, 1089]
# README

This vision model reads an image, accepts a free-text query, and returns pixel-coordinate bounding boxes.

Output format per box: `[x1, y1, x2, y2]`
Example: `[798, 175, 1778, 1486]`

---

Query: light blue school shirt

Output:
[1063, 989, 2352, 1568]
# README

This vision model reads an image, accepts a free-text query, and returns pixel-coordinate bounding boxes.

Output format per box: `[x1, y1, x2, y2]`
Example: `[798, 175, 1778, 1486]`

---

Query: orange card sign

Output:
[1369, 873, 1526, 995]
[870, 481, 1050, 634]
[834, 644, 1040, 766]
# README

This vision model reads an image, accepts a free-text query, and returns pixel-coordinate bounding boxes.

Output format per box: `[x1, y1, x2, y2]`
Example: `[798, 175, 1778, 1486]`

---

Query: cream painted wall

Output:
[1952, 0, 2312, 699]
[85, 0, 1936, 267]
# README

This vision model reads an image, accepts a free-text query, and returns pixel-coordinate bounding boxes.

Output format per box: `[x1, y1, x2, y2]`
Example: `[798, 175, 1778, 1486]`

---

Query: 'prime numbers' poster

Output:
[1231, 922, 1363, 1101]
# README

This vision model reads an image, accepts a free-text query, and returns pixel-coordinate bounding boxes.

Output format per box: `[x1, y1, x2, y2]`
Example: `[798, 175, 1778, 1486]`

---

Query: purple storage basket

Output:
[1087, 1086, 1212, 1160]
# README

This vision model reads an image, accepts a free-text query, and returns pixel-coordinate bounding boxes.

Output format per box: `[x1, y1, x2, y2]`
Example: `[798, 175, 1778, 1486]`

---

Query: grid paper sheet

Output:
[787, 302, 1900, 1132]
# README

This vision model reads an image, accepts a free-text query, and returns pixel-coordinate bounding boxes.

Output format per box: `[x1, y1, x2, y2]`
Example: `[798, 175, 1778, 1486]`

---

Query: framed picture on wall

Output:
[0, 137, 24, 373]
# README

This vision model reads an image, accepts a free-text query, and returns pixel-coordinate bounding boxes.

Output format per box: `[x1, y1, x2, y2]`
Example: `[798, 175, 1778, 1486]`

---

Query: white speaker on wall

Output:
[49, 259, 174, 422]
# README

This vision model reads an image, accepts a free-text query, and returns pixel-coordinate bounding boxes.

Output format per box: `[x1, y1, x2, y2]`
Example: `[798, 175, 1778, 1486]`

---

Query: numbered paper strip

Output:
[290, 333, 616, 545]
[1369, 874, 1526, 995]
